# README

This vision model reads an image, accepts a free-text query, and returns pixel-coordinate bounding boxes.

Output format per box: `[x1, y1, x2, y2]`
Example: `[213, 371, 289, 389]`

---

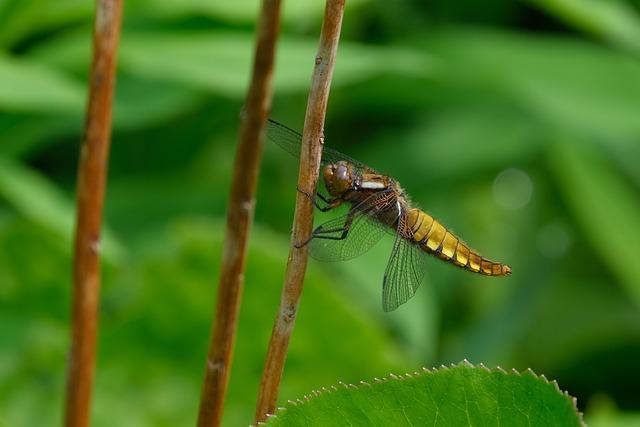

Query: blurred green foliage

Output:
[0, 0, 639, 426]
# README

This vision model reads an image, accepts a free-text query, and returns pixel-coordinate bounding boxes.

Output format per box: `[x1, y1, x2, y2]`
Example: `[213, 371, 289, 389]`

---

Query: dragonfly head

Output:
[323, 161, 355, 196]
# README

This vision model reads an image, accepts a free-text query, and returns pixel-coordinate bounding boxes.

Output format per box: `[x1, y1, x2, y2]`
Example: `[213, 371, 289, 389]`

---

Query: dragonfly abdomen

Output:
[406, 208, 511, 276]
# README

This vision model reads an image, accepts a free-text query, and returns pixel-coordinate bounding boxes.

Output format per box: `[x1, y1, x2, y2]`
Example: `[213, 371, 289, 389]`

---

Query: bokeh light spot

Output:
[492, 168, 533, 210]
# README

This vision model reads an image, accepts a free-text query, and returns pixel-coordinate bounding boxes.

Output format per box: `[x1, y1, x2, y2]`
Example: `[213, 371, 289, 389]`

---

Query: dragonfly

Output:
[267, 119, 511, 312]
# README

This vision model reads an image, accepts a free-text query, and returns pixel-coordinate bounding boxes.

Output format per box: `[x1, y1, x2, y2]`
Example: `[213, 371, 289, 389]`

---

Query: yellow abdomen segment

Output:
[406, 208, 511, 276]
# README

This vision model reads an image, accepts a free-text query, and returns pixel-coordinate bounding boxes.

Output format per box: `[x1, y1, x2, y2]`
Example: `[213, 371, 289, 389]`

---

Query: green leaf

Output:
[0, 0, 92, 48]
[128, 220, 410, 426]
[0, 80, 204, 160]
[0, 114, 82, 159]
[424, 28, 640, 141]
[0, 156, 123, 263]
[448, 273, 640, 377]
[528, 0, 640, 53]
[0, 217, 409, 427]
[363, 104, 542, 180]
[264, 362, 583, 426]
[550, 140, 640, 305]
[112, 78, 205, 130]
[135, 0, 371, 24]
[0, 53, 84, 113]
[30, 31, 432, 98]
[0, 0, 371, 50]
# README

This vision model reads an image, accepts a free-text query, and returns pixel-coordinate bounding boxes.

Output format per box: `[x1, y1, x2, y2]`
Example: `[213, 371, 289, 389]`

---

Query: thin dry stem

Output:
[64, 1, 123, 426]
[197, 1, 282, 426]
[254, 0, 346, 423]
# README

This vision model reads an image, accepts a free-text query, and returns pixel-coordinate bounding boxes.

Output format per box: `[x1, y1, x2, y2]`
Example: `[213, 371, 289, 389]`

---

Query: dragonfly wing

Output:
[310, 190, 399, 262]
[382, 214, 425, 312]
[266, 119, 305, 159]
[266, 119, 375, 173]
[310, 216, 386, 262]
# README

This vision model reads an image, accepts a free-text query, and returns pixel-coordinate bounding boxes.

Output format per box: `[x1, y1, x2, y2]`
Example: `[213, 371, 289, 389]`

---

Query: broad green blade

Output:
[264, 362, 583, 427]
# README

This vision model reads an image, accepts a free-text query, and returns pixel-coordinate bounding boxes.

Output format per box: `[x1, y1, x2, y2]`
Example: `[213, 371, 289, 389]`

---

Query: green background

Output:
[1, 0, 639, 426]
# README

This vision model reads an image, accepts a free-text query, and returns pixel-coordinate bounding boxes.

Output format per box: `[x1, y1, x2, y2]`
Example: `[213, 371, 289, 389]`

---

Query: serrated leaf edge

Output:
[255, 360, 585, 426]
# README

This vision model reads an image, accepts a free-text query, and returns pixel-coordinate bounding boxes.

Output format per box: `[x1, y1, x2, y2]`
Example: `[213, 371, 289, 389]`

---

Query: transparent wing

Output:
[310, 190, 399, 262]
[266, 119, 375, 173]
[382, 214, 426, 312]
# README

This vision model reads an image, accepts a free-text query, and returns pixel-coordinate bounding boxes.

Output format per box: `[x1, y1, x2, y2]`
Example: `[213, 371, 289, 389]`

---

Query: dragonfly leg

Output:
[296, 186, 343, 212]
[294, 209, 356, 248]
[295, 226, 348, 248]
[317, 198, 344, 212]
[314, 191, 330, 203]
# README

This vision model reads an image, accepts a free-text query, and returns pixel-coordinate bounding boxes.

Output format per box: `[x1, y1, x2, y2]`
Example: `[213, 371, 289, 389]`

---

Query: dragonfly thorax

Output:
[323, 161, 356, 196]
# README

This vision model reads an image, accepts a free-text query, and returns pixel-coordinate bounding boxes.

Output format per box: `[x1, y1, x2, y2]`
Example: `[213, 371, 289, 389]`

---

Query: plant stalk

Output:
[254, 0, 346, 423]
[196, 1, 282, 426]
[64, 1, 123, 426]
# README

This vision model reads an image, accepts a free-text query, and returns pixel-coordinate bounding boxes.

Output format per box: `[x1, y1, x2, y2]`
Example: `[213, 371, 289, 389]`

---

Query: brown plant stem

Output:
[254, 0, 346, 423]
[64, 1, 123, 427]
[196, 1, 282, 426]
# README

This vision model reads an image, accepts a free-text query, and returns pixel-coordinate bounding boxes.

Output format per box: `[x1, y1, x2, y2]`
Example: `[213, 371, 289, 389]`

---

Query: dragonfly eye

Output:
[323, 163, 350, 195]
[323, 164, 335, 183]
[336, 164, 348, 182]
[332, 162, 353, 193]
